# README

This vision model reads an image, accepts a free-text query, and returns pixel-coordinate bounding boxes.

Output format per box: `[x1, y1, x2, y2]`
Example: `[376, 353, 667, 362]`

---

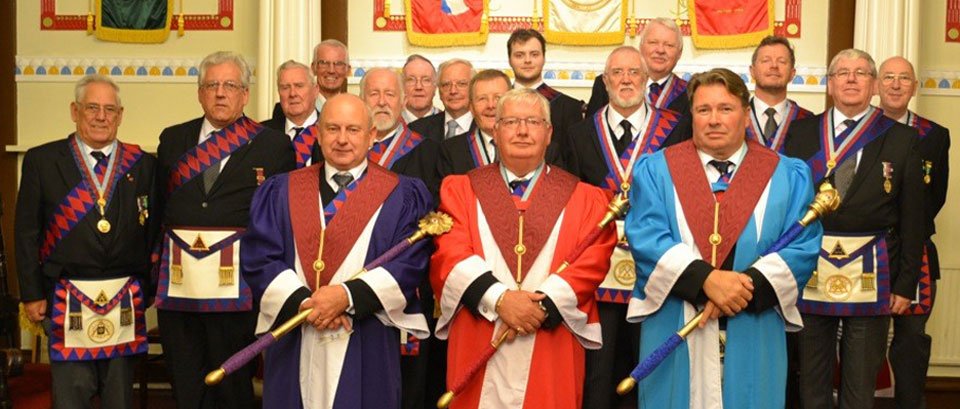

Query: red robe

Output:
[430, 165, 616, 409]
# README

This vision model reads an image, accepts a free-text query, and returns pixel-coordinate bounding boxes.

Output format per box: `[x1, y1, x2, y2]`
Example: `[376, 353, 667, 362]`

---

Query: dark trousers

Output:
[582, 301, 640, 409]
[890, 280, 936, 409]
[785, 331, 802, 409]
[798, 313, 890, 409]
[50, 355, 134, 409]
[158, 309, 257, 409]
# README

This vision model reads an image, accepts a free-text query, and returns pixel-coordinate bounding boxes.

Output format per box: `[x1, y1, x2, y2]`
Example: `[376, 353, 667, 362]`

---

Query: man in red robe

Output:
[430, 88, 616, 408]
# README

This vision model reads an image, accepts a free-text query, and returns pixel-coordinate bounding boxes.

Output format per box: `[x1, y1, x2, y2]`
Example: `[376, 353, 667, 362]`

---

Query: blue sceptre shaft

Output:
[616, 181, 840, 395]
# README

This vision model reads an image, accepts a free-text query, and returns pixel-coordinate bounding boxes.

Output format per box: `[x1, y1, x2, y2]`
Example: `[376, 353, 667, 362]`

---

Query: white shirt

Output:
[697, 141, 748, 183]
[479, 129, 496, 162]
[513, 79, 544, 90]
[322, 159, 369, 311]
[444, 111, 474, 138]
[375, 124, 403, 145]
[285, 110, 319, 137]
[199, 118, 230, 171]
[402, 106, 440, 124]
[78, 138, 117, 169]
[831, 107, 870, 169]
[751, 97, 788, 129]
[315, 94, 327, 113]
[605, 104, 648, 142]
[896, 112, 910, 125]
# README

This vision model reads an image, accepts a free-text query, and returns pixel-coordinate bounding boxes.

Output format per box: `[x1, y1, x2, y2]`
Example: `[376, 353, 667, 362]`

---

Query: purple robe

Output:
[241, 168, 433, 409]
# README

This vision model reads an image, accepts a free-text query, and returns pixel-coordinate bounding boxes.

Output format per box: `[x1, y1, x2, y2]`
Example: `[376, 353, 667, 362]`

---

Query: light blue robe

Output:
[624, 148, 821, 409]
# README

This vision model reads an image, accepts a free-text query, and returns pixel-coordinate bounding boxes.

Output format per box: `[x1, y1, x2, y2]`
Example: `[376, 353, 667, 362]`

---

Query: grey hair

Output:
[604, 45, 646, 74]
[495, 88, 551, 125]
[276, 60, 316, 86]
[828, 48, 877, 77]
[403, 54, 437, 81]
[641, 17, 684, 53]
[312, 39, 350, 66]
[359, 67, 405, 101]
[75, 74, 122, 106]
[438, 58, 476, 81]
[198, 51, 252, 89]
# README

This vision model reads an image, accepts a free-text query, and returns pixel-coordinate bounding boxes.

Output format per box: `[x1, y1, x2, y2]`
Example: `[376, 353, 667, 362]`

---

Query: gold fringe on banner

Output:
[178, 0, 185, 37]
[94, 0, 174, 44]
[404, 0, 490, 47]
[688, 0, 774, 49]
[542, 0, 627, 46]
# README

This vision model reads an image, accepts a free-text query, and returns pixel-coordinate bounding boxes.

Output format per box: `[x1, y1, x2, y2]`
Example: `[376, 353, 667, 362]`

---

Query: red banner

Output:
[689, 0, 774, 49]
[405, 0, 489, 47]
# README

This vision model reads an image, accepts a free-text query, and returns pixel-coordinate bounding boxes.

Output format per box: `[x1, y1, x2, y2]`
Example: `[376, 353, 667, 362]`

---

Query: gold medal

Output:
[709, 233, 722, 246]
[884, 179, 892, 193]
[613, 259, 636, 286]
[87, 318, 115, 343]
[313, 259, 325, 273]
[924, 174, 931, 184]
[826, 159, 837, 169]
[97, 218, 111, 233]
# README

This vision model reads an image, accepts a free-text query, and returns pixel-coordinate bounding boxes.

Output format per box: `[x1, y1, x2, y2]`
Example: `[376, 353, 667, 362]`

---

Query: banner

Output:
[542, 0, 626, 45]
[405, 0, 489, 47]
[95, 0, 173, 43]
[689, 0, 774, 49]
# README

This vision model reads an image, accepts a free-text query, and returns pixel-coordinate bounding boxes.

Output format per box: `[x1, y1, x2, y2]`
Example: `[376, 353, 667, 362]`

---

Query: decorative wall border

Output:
[14, 56, 960, 96]
[373, 0, 802, 38]
[40, 0, 234, 31]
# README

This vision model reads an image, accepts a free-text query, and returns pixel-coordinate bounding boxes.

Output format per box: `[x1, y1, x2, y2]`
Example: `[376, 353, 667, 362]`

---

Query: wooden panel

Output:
[0, 0, 17, 300]
[825, 1, 856, 109]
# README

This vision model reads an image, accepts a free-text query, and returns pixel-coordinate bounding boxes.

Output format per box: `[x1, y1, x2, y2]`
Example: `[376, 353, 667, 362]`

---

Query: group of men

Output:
[14, 17, 949, 409]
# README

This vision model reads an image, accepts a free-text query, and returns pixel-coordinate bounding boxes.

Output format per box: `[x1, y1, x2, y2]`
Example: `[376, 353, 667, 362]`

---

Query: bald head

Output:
[877, 56, 918, 119]
[319, 94, 376, 170]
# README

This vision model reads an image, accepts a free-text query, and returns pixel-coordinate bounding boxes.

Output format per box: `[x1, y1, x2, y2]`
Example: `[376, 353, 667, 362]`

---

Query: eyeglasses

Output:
[880, 74, 915, 85]
[199, 81, 246, 93]
[498, 117, 548, 129]
[830, 69, 874, 80]
[79, 103, 121, 118]
[439, 80, 469, 91]
[404, 76, 435, 87]
[607, 68, 644, 79]
[314, 60, 348, 70]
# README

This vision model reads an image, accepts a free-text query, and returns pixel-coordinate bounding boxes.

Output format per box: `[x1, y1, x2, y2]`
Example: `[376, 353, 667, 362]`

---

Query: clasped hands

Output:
[698, 269, 754, 328]
[301, 285, 352, 332]
[494, 290, 547, 343]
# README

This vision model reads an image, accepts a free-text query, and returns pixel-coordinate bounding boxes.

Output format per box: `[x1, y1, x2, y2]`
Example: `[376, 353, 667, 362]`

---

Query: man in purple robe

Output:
[241, 93, 433, 409]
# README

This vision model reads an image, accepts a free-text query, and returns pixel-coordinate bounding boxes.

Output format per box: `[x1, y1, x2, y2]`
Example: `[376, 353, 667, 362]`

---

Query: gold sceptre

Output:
[205, 211, 453, 386]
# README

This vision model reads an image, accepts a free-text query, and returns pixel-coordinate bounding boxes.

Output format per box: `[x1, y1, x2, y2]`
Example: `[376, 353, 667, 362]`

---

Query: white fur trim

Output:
[359, 267, 429, 339]
[537, 274, 602, 349]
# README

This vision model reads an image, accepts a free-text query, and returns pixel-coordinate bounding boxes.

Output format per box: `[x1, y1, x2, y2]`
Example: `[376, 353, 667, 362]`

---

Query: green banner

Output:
[96, 0, 173, 43]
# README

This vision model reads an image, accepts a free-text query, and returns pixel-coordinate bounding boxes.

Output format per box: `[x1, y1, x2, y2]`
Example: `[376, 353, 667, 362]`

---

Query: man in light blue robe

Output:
[624, 68, 821, 409]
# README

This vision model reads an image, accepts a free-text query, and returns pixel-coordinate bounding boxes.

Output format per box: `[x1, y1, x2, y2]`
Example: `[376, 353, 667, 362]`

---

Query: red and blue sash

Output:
[49, 277, 146, 361]
[746, 99, 812, 153]
[806, 107, 893, 183]
[648, 74, 688, 110]
[166, 116, 263, 195]
[536, 83, 562, 102]
[292, 125, 318, 168]
[368, 125, 424, 170]
[903, 241, 934, 315]
[323, 172, 366, 225]
[907, 111, 934, 139]
[594, 106, 680, 193]
[467, 129, 495, 168]
[40, 138, 143, 262]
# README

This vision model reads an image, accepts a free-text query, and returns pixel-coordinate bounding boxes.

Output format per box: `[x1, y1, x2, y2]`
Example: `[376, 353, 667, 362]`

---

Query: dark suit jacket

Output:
[156, 117, 296, 230]
[784, 114, 924, 298]
[409, 112, 451, 144]
[15, 136, 160, 302]
[436, 124, 567, 184]
[564, 107, 690, 187]
[541, 88, 584, 171]
[913, 114, 950, 279]
[586, 74, 691, 119]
